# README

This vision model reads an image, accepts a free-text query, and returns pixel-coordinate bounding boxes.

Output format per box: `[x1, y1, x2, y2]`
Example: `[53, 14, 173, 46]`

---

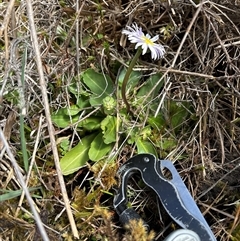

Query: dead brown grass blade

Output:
[25, 0, 79, 239]
[0, 128, 49, 241]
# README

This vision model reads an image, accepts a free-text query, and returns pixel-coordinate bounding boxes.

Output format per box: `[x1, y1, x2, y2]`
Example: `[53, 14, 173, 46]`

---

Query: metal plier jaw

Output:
[113, 153, 216, 241]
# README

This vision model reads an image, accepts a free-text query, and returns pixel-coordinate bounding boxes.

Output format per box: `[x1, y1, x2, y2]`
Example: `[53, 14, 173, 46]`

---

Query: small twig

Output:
[25, 0, 79, 239]
[154, 78, 172, 118]
[159, 67, 215, 79]
[200, 202, 235, 220]
[214, 40, 240, 49]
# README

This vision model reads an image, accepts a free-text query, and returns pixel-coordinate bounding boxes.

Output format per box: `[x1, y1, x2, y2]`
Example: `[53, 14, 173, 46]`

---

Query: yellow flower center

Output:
[142, 36, 154, 45]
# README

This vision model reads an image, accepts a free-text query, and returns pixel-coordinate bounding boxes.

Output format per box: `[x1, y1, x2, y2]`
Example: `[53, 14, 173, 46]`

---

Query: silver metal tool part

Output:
[113, 153, 216, 241]
[163, 229, 201, 241]
[160, 159, 216, 240]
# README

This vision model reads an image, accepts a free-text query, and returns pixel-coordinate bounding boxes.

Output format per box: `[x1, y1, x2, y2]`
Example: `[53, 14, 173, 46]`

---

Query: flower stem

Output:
[121, 48, 142, 113]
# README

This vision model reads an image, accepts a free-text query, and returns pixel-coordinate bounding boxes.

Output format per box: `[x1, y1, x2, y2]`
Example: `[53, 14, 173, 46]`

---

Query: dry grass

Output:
[0, 0, 240, 240]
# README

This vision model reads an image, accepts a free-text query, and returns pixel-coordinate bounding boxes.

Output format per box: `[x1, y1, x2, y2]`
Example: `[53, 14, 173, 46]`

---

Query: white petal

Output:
[122, 30, 131, 35]
[145, 33, 151, 39]
[149, 45, 156, 59]
[135, 42, 143, 49]
[151, 35, 159, 42]
[129, 37, 139, 43]
[156, 44, 166, 57]
[141, 44, 148, 55]
[122, 23, 166, 60]
[153, 44, 166, 59]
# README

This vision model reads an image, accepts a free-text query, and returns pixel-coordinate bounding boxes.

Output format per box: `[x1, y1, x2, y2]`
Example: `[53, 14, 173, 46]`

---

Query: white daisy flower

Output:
[122, 23, 165, 60]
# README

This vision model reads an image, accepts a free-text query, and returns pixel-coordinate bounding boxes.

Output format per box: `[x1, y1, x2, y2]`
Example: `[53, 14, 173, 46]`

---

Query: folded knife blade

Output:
[113, 153, 216, 241]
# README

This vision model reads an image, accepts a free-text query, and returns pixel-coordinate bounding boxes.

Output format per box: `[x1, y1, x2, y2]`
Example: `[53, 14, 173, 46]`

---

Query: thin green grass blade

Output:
[20, 46, 29, 172]
[0, 187, 39, 202]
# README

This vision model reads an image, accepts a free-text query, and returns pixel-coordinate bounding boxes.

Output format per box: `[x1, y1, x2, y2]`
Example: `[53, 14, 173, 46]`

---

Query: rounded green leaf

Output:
[118, 67, 142, 90]
[89, 133, 113, 161]
[101, 116, 117, 144]
[63, 105, 80, 116]
[82, 69, 114, 106]
[136, 138, 158, 157]
[51, 108, 79, 128]
[78, 117, 102, 131]
[137, 73, 163, 98]
[60, 133, 97, 175]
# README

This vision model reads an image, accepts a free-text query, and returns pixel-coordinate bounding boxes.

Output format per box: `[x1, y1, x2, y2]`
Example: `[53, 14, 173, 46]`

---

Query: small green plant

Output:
[50, 23, 194, 180]
[160, 25, 175, 40]
[51, 24, 193, 176]
[52, 67, 192, 175]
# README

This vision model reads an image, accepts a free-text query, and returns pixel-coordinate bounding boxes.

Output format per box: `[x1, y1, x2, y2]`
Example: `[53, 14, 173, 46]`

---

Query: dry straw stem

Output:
[0, 128, 49, 241]
[0, 0, 15, 37]
[15, 115, 44, 217]
[25, 0, 79, 239]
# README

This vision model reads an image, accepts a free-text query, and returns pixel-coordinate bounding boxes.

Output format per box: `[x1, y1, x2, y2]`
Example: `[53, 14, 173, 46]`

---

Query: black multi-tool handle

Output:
[113, 153, 216, 241]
